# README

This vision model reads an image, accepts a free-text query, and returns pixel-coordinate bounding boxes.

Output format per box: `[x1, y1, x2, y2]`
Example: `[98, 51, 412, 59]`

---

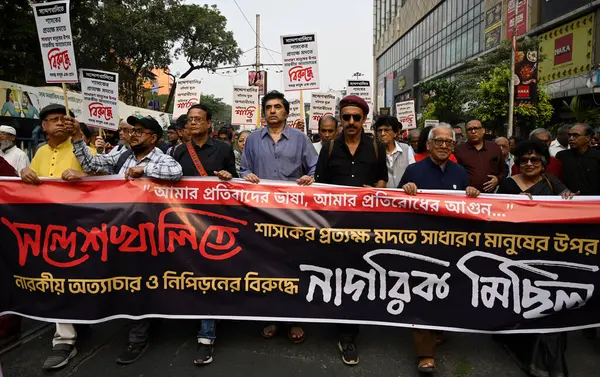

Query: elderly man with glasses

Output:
[556, 123, 600, 195]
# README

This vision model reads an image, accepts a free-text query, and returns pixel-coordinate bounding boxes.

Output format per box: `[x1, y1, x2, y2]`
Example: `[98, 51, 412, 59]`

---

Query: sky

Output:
[169, 0, 374, 105]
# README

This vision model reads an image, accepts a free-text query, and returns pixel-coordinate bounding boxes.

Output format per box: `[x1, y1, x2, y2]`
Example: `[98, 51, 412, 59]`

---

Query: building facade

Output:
[374, 0, 600, 117]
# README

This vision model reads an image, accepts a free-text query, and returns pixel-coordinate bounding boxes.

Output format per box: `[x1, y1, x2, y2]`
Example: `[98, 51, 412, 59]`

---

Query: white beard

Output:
[0, 140, 13, 150]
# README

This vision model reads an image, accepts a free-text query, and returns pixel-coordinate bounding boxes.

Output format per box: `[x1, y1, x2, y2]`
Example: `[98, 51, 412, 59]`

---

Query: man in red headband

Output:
[315, 95, 387, 366]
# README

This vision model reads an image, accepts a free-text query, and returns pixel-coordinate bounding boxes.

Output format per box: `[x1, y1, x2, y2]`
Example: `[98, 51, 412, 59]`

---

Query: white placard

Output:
[396, 99, 417, 130]
[287, 97, 302, 127]
[309, 92, 337, 131]
[346, 80, 373, 129]
[424, 120, 440, 128]
[80, 69, 119, 130]
[32, 0, 78, 83]
[281, 34, 320, 91]
[231, 86, 259, 126]
[173, 79, 201, 118]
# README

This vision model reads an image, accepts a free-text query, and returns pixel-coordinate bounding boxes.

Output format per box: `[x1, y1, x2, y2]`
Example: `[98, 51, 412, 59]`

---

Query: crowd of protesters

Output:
[0, 90, 599, 375]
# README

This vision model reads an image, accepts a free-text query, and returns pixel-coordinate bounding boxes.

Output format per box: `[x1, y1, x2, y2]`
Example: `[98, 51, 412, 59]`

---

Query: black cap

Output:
[40, 104, 75, 120]
[127, 115, 163, 139]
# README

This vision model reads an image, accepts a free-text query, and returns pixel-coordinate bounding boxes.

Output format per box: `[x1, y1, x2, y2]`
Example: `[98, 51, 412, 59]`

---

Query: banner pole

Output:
[62, 82, 70, 115]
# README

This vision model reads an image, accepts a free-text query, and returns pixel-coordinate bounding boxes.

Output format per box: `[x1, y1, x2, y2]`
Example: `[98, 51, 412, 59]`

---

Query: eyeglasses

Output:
[431, 138, 455, 147]
[519, 157, 542, 165]
[119, 128, 133, 134]
[44, 116, 65, 124]
[187, 116, 206, 123]
[128, 128, 155, 137]
[341, 114, 362, 122]
[466, 126, 483, 133]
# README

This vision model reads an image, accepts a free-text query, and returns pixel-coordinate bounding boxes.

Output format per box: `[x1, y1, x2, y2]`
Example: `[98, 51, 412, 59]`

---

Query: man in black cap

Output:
[69, 115, 182, 180]
[315, 95, 387, 366]
[66, 115, 182, 364]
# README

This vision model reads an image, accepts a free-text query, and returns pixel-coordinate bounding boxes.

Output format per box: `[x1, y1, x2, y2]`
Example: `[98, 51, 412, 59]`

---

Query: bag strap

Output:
[186, 142, 209, 176]
[115, 149, 134, 174]
[542, 174, 553, 193]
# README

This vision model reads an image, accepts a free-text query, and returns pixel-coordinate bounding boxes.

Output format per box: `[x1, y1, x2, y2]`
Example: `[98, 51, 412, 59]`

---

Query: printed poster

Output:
[80, 69, 119, 130]
[281, 34, 320, 91]
[173, 79, 201, 118]
[395, 99, 417, 130]
[32, 0, 78, 83]
[309, 92, 336, 131]
[231, 86, 259, 126]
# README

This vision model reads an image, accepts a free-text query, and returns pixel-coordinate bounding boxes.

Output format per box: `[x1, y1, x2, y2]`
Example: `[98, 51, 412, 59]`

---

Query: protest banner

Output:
[173, 79, 201, 118]
[346, 80, 373, 130]
[37, 86, 83, 119]
[231, 86, 259, 126]
[281, 34, 320, 91]
[396, 99, 417, 130]
[32, 0, 78, 84]
[309, 93, 337, 132]
[0, 178, 599, 333]
[80, 69, 119, 130]
[286, 95, 302, 128]
[424, 120, 440, 128]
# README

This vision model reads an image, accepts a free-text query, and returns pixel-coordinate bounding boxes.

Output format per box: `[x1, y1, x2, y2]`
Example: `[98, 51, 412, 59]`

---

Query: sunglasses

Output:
[519, 157, 542, 165]
[341, 114, 362, 122]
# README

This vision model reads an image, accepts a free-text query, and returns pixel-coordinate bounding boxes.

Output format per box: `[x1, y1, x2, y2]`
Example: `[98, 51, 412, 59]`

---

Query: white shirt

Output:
[313, 141, 323, 155]
[0, 145, 29, 175]
[549, 139, 568, 157]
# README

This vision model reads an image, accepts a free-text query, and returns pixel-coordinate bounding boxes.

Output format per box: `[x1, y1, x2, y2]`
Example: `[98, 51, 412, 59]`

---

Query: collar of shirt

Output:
[191, 136, 215, 149]
[1, 144, 16, 154]
[260, 125, 290, 140]
[424, 155, 449, 172]
[388, 141, 405, 156]
[124, 147, 164, 168]
[466, 141, 487, 151]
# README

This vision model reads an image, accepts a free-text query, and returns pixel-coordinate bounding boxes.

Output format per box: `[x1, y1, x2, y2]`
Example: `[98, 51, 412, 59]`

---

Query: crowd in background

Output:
[0, 90, 599, 376]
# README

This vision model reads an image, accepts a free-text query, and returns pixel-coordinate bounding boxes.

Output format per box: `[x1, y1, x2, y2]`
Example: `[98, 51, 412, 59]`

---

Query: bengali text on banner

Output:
[0, 178, 599, 333]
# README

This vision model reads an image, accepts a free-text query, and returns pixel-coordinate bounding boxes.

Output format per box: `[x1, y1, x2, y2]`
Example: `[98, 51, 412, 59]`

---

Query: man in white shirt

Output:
[549, 124, 570, 157]
[374, 116, 415, 188]
[0, 125, 29, 175]
[313, 115, 338, 154]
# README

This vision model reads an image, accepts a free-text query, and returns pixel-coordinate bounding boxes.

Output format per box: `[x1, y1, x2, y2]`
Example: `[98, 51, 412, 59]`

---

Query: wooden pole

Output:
[61, 82, 70, 115]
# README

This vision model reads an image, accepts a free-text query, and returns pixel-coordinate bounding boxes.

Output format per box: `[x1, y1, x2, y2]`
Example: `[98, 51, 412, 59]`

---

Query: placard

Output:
[281, 34, 320, 91]
[309, 92, 336, 131]
[173, 79, 201, 118]
[424, 120, 440, 128]
[287, 96, 302, 128]
[395, 99, 417, 130]
[231, 86, 259, 126]
[32, 0, 78, 83]
[80, 69, 119, 130]
[346, 80, 373, 129]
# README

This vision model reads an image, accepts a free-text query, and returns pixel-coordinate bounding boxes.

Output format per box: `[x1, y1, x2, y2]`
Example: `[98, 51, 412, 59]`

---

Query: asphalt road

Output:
[1, 319, 599, 377]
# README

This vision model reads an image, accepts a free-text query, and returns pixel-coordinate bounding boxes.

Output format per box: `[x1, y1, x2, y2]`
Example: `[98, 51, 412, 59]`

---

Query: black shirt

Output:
[315, 133, 387, 187]
[173, 138, 238, 178]
[556, 148, 600, 195]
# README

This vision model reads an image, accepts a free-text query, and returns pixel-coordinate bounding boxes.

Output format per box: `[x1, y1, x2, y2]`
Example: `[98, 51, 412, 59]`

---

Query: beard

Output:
[130, 143, 147, 154]
[0, 140, 13, 150]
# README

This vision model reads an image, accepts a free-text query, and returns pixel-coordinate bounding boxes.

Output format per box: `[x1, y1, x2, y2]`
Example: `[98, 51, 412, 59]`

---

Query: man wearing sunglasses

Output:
[556, 123, 600, 195]
[454, 119, 507, 192]
[315, 95, 387, 366]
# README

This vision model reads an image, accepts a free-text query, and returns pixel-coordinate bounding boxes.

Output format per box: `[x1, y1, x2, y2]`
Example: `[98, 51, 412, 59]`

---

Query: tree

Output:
[419, 79, 465, 125]
[562, 95, 600, 125]
[472, 66, 553, 135]
[164, 4, 242, 110]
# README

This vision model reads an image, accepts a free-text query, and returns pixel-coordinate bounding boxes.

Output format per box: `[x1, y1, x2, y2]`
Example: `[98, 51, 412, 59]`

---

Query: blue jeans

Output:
[197, 320, 216, 345]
